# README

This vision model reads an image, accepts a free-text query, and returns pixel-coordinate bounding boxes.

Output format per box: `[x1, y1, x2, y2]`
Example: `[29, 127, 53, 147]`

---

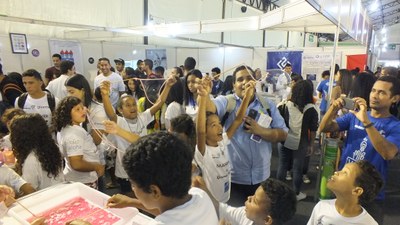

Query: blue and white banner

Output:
[267, 51, 303, 75]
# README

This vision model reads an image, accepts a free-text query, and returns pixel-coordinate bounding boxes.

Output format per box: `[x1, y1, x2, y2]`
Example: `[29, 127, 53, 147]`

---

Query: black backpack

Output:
[17, 92, 56, 112]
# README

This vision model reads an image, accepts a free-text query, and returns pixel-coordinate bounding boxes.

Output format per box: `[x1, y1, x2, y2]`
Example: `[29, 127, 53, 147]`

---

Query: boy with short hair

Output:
[307, 160, 383, 225]
[193, 176, 296, 225]
[107, 131, 218, 225]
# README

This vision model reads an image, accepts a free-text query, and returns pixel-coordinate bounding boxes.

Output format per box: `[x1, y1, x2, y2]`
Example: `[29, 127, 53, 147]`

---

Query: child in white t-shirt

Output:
[106, 132, 218, 225]
[54, 96, 105, 189]
[194, 78, 254, 202]
[100, 75, 176, 195]
[0, 166, 35, 197]
[307, 160, 383, 225]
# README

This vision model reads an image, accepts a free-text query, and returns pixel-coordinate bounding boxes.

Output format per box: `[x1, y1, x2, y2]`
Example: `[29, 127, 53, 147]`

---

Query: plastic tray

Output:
[8, 182, 153, 225]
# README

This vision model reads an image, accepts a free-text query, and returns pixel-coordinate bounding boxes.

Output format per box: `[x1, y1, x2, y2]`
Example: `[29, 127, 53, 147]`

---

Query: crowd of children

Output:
[0, 58, 397, 225]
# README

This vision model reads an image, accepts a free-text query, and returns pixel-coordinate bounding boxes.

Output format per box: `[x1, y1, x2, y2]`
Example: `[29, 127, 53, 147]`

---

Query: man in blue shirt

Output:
[320, 75, 400, 200]
[207, 65, 288, 206]
[316, 70, 330, 117]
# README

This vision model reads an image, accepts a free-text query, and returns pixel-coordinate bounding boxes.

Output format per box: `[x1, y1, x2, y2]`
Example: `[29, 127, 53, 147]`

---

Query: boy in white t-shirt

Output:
[0, 166, 35, 197]
[15, 69, 59, 126]
[193, 176, 296, 225]
[106, 132, 219, 225]
[194, 77, 254, 202]
[307, 160, 383, 225]
[100, 75, 175, 196]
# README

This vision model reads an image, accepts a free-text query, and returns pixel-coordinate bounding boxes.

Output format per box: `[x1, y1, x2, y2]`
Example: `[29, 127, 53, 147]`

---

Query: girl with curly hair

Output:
[53, 96, 105, 189]
[10, 113, 64, 190]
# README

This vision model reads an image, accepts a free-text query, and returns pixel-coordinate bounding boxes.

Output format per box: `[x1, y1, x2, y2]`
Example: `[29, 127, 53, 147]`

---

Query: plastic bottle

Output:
[320, 138, 338, 199]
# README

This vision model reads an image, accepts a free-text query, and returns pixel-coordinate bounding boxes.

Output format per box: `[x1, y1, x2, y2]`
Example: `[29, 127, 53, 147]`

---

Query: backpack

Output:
[279, 101, 314, 150]
[17, 92, 56, 112]
[221, 92, 272, 126]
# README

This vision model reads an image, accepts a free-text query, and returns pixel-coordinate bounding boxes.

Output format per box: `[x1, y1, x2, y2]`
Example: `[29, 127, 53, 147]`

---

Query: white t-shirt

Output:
[165, 101, 184, 130]
[307, 199, 378, 225]
[185, 105, 198, 120]
[21, 152, 64, 190]
[108, 110, 153, 179]
[15, 93, 60, 126]
[276, 72, 291, 100]
[0, 165, 27, 194]
[94, 72, 125, 108]
[57, 125, 100, 183]
[219, 203, 252, 225]
[88, 101, 108, 131]
[46, 74, 69, 100]
[0, 135, 12, 150]
[150, 187, 218, 225]
[194, 133, 231, 203]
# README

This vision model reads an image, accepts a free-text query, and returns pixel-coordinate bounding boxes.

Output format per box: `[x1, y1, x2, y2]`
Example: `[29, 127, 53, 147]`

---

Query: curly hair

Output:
[261, 178, 297, 225]
[1, 108, 25, 125]
[10, 114, 63, 178]
[290, 80, 314, 112]
[53, 96, 83, 132]
[123, 131, 192, 198]
[354, 160, 384, 206]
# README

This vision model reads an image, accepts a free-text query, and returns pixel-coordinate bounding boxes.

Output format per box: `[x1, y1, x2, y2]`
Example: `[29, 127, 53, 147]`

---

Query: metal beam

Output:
[371, 7, 400, 21]
[369, 0, 400, 16]
[236, 0, 279, 13]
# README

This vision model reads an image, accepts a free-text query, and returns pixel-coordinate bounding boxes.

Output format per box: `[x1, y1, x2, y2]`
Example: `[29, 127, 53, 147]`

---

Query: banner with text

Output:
[302, 52, 342, 84]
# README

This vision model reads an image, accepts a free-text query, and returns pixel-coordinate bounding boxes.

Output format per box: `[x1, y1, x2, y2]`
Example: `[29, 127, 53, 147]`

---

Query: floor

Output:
[105, 142, 400, 225]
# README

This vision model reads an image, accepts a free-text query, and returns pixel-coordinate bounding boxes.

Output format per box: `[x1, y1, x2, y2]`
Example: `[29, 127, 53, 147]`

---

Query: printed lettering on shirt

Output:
[346, 129, 386, 164]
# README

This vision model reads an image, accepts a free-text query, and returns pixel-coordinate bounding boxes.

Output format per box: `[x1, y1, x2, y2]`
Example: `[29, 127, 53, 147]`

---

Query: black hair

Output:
[290, 80, 314, 112]
[123, 131, 192, 198]
[184, 57, 196, 71]
[354, 160, 383, 206]
[334, 64, 340, 75]
[7, 72, 26, 92]
[65, 74, 93, 108]
[377, 75, 400, 96]
[184, 69, 202, 106]
[261, 178, 296, 225]
[52, 54, 62, 60]
[290, 73, 303, 83]
[221, 75, 234, 95]
[173, 66, 184, 78]
[350, 72, 376, 108]
[321, 70, 330, 78]
[337, 69, 353, 96]
[170, 114, 196, 153]
[60, 61, 75, 74]
[284, 63, 292, 68]
[125, 75, 144, 99]
[125, 67, 135, 77]
[144, 59, 153, 70]
[382, 66, 398, 77]
[166, 78, 184, 105]
[98, 57, 111, 64]
[11, 114, 63, 178]
[232, 65, 254, 84]
[1, 108, 25, 125]
[136, 60, 143, 67]
[22, 69, 43, 81]
[154, 66, 165, 76]
[53, 96, 84, 132]
[211, 67, 221, 74]
[0, 63, 2, 74]
[94, 87, 102, 103]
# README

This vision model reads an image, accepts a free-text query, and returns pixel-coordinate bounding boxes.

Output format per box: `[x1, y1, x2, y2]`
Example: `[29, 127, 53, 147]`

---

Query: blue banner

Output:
[267, 51, 303, 75]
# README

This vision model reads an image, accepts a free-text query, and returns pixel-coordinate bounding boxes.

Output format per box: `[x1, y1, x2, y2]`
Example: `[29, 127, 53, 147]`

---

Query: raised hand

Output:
[165, 75, 177, 87]
[100, 80, 111, 96]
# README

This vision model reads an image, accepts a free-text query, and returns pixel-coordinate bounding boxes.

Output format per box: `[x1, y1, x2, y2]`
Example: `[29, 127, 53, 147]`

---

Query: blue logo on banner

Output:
[267, 51, 303, 75]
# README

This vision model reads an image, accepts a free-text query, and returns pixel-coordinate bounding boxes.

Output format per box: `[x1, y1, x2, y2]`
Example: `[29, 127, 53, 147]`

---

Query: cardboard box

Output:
[8, 182, 153, 225]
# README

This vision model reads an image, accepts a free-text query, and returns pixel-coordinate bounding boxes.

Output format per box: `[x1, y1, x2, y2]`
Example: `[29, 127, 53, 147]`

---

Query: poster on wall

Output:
[267, 51, 303, 75]
[302, 52, 342, 84]
[49, 40, 83, 74]
[145, 49, 167, 69]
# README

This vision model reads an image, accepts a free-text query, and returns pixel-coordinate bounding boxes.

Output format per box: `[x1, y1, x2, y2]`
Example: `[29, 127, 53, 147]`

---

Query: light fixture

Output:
[369, 1, 379, 11]
[381, 26, 387, 34]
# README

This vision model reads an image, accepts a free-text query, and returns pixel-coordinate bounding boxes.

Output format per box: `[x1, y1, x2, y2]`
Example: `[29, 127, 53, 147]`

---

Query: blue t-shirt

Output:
[317, 79, 329, 113]
[336, 112, 400, 199]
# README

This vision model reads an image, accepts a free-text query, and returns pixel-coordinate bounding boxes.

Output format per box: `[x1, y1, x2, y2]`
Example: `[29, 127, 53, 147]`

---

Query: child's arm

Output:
[100, 81, 117, 122]
[196, 85, 208, 155]
[107, 194, 161, 216]
[68, 156, 105, 177]
[149, 75, 176, 116]
[103, 120, 140, 143]
[226, 81, 255, 139]
[192, 176, 219, 216]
